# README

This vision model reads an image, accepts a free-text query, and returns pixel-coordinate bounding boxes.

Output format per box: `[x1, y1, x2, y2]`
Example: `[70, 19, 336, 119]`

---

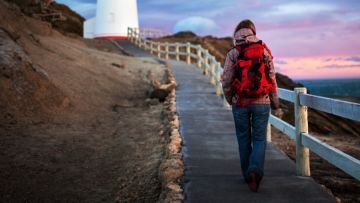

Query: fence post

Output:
[150, 41, 153, 54]
[138, 31, 142, 47]
[186, 42, 191, 64]
[138, 33, 142, 47]
[175, 43, 180, 61]
[165, 43, 169, 59]
[136, 28, 140, 46]
[267, 122, 272, 142]
[133, 29, 137, 45]
[204, 50, 209, 75]
[294, 87, 311, 176]
[127, 27, 130, 40]
[210, 61, 216, 85]
[142, 37, 146, 49]
[223, 96, 231, 109]
[146, 40, 150, 51]
[130, 28, 134, 43]
[140, 31, 144, 41]
[197, 45, 202, 68]
[140, 31, 144, 47]
[144, 38, 147, 51]
[157, 43, 161, 58]
[215, 63, 223, 96]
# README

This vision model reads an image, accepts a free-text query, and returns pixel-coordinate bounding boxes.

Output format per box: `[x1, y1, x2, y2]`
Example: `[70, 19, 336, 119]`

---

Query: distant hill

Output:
[158, 31, 304, 90]
[156, 31, 360, 138]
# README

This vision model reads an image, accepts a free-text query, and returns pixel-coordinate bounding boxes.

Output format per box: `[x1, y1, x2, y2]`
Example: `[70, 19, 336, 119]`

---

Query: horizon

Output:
[294, 77, 360, 81]
[56, 0, 360, 80]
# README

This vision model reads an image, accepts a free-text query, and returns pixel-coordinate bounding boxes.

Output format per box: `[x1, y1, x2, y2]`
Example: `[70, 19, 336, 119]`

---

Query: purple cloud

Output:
[56, 0, 360, 58]
[275, 60, 288, 65]
[345, 56, 360, 62]
[318, 64, 360, 69]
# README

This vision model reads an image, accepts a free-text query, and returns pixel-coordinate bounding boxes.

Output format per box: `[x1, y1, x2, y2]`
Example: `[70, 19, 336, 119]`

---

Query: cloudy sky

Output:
[56, 0, 360, 79]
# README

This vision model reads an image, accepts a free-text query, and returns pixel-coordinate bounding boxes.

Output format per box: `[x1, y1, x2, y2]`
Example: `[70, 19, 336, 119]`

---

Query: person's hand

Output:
[272, 108, 284, 118]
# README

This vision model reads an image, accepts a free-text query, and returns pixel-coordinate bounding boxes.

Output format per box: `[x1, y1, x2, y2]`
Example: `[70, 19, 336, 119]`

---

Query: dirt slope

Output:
[0, 0, 169, 202]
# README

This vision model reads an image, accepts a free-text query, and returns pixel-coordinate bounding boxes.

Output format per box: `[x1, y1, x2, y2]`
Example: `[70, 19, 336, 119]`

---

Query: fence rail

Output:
[127, 27, 360, 180]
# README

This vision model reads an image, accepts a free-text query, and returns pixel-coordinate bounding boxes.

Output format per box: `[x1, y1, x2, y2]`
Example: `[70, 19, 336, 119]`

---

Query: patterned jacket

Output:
[221, 28, 280, 109]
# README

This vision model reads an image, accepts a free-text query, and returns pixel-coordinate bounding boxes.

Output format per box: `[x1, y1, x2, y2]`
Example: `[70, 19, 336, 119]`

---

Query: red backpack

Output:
[231, 41, 273, 107]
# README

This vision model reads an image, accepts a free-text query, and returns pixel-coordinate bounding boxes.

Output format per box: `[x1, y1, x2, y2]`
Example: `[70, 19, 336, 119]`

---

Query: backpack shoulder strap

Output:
[261, 42, 273, 59]
[235, 44, 248, 60]
[227, 46, 239, 54]
[234, 45, 242, 52]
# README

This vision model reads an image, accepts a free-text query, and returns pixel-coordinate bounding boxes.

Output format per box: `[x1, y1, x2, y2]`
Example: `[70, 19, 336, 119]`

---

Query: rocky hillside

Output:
[1, 1, 69, 125]
[156, 31, 360, 140]
[0, 0, 171, 202]
[6, 0, 84, 36]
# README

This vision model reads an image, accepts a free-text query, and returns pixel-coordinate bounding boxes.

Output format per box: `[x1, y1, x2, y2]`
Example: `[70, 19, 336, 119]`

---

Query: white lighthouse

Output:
[83, 0, 139, 39]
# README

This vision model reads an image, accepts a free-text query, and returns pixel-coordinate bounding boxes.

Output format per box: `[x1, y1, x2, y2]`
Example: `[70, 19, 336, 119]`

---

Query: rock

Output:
[170, 104, 177, 113]
[168, 142, 181, 155]
[112, 100, 134, 112]
[150, 88, 168, 102]
[168, 130, 182, 155]
[166, 183, 183, 193]
[170, 129, 179, 137]
[158, 183, 184, 203]
[145, 98, 160, 106]
[159, 159, 184, 185]
[28, 32, 41, 44]
[61, 97, 71, 108]
[150, 80, 177, 102]
[170, 116, 179, 129]
[111, 62, 125, 69]
[31, 64, 49, 79]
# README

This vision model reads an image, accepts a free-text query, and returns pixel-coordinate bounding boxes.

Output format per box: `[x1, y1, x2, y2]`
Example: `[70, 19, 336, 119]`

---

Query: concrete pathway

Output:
[116, 40, 336, 203]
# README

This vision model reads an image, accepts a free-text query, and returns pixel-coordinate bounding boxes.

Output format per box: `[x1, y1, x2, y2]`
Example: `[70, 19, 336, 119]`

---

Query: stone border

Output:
[158, 63, 184, 203]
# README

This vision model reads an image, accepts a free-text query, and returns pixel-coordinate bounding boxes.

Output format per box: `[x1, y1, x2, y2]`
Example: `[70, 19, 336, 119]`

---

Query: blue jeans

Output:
[232, 104, 270, 181]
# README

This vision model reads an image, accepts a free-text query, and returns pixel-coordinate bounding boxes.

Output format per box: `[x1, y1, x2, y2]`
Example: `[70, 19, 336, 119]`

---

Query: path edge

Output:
[158, 62, 184, 203]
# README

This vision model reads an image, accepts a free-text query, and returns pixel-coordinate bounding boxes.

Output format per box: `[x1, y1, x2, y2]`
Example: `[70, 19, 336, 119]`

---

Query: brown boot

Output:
[247, 172, 258, 192]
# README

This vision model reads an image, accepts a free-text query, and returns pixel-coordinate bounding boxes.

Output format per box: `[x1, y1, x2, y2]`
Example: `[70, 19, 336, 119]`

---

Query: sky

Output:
[56, 0, 360, 80]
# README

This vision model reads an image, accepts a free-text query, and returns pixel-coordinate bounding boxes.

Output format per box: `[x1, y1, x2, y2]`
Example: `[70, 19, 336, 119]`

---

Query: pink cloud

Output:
[274, 56, 360, 79]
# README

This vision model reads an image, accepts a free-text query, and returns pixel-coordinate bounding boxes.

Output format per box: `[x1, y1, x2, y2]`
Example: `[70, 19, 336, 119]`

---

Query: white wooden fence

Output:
[128, 28, 227, 104]
[127, 27, 360, 180]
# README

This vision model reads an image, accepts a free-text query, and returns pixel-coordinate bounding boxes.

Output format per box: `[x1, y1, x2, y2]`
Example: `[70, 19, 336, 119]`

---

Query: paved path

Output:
[116, 40, 336, 203]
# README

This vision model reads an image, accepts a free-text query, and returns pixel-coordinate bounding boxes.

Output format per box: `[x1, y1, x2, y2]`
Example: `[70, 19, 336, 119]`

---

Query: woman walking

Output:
[221, 19, 281, 192]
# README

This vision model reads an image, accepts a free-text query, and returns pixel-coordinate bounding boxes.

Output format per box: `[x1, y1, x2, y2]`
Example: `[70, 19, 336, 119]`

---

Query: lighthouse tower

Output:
[83, 0, 139, 39]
